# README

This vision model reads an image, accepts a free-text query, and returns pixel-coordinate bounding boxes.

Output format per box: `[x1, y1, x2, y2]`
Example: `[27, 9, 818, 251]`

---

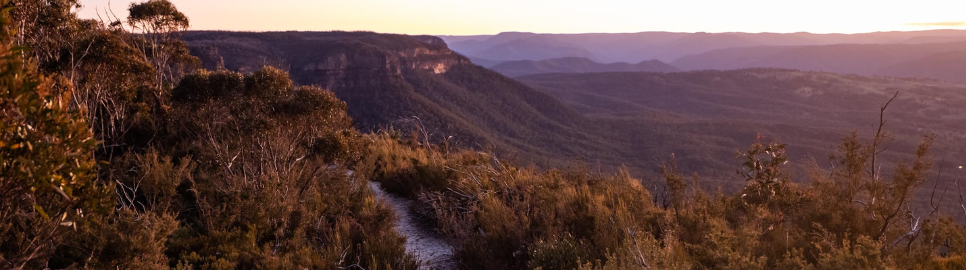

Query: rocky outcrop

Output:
[292, 38, 469, 90]
[184, 31, 470, 85]
[397, 47, 467, 74]
[300, 45, 466, 75]
[182, 31, 489, 132]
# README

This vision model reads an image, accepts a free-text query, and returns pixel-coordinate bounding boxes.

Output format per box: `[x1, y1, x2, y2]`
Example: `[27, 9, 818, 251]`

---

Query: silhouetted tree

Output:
[127, 0, 196, 88]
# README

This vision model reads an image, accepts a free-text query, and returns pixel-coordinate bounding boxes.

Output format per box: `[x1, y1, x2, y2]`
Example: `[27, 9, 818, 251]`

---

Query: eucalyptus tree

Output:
[126, 0, 196, 89]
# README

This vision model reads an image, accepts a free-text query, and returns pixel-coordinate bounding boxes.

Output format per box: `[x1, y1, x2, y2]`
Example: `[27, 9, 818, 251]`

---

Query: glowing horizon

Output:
[75, 0, 966, 36]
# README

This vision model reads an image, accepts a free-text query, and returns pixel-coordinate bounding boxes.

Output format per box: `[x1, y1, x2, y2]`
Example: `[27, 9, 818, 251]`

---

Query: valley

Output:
[443, 31, 966, 84]
[489, 57, 679, 77]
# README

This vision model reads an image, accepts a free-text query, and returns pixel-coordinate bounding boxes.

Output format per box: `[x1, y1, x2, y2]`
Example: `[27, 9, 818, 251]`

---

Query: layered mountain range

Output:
[441, 30, 966, 62]
[489, 57, 679, 77]
[673, 41, 966, 83]
[442, 30, 966, 83]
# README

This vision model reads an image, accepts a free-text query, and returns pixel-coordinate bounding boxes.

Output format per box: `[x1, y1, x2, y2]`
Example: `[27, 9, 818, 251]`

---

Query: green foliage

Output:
[244, 66, 294, 98]
[172, 69, 244, 101]
[362, 132, 670, 269]
[6, 0, 83, 64]
[144, 67, 413, 269]
[50, 209, 179, 269]
[736, 137, 788, 193]
[127, 0, 189, 32]
[60, 30, 158, 150]
[923, 256, 966, 270]
[127, 0, 199, 88]
[0, 3, 107, 267]
[813, 236, 886, 270]
[4, 0, 414, 267]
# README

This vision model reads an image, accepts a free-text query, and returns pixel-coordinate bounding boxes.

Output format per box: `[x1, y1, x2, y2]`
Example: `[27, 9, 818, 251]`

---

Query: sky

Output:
[75, 0, 966, 35]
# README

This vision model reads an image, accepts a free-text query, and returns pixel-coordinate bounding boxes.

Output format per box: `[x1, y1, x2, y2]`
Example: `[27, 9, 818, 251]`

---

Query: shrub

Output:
[0, 11, 107, 268]
[244, 66, 293, 98]
[159, 67, 416, 269]
[361, 132, 672, 269]
[361, 127, 965, 270]
[172, 69, 244, 101]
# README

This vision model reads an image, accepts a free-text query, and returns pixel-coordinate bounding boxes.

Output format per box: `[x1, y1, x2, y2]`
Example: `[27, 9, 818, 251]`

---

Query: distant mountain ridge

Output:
[475, 37, 598, 62]
[440, 30, 966, 63]
[877, 51, 966, 83]
[671, 41, 966, 82]
[490, 57, 680, 77]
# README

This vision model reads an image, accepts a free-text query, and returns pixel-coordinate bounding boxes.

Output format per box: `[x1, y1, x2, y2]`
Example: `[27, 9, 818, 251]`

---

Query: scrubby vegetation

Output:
[3, 0, 965, 269]
[1, 0, 416, 269]
[362, 126, 966, 269]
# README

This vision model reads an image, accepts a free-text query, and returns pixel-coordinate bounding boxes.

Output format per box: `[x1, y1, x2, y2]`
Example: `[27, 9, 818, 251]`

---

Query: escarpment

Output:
[181, 31, 601, 168]
[295, 43, 468, 88]
[183, 32, 468, 90]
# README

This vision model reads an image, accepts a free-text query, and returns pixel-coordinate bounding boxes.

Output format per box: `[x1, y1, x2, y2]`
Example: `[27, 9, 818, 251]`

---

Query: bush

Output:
[0, 14, 107, 268]
[244, 66, 293, 98]
[171, 70, 245, 101]
[361, 131, 671, 269]
[361, 129, 966, 270]
[172, 69, 244, 101]
[288, 85, 346, 114]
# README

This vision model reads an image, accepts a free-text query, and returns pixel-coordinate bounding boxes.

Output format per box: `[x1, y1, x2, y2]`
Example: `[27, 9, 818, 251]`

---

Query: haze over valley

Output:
[442, 30, 966, 83]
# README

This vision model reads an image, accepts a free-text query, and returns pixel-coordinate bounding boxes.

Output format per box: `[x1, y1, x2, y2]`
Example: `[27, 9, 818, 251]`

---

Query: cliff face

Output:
[183, 31, 468, 91]
[297, 47, 464, 74]
[297, 44, 468, 89]
[181, 31, 519, 133]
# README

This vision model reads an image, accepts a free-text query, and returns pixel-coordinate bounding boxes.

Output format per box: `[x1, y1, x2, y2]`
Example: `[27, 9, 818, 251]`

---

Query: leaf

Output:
[54, 186, 70, 199]
[33, 205, 49, 220]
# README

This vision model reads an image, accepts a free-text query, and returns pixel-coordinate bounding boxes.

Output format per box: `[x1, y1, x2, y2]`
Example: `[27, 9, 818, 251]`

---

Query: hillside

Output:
[489, 57, 680, 77]
[519, 69, 966, 187]
[671, 41, 966, 82]
[877, 50, 966, 83]
[181, 31, 627, 167]
[473, 36, 599, 61]
[467, 56, 503, 67]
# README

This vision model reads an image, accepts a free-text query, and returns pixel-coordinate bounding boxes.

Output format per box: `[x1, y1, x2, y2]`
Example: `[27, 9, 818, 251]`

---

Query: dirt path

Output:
[369, 182, 458, 270]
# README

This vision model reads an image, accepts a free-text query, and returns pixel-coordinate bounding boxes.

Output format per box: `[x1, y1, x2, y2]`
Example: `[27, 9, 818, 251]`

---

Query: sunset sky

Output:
[75, 0, 966, 35]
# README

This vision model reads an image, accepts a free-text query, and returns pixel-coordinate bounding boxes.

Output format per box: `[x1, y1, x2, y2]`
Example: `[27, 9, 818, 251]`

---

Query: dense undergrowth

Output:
[362, 129, 966, 269]
[1, 1, 417, 269]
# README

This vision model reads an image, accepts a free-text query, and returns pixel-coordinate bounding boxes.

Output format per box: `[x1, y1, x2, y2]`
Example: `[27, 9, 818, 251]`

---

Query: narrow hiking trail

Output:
[369, 182, 458, 270]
